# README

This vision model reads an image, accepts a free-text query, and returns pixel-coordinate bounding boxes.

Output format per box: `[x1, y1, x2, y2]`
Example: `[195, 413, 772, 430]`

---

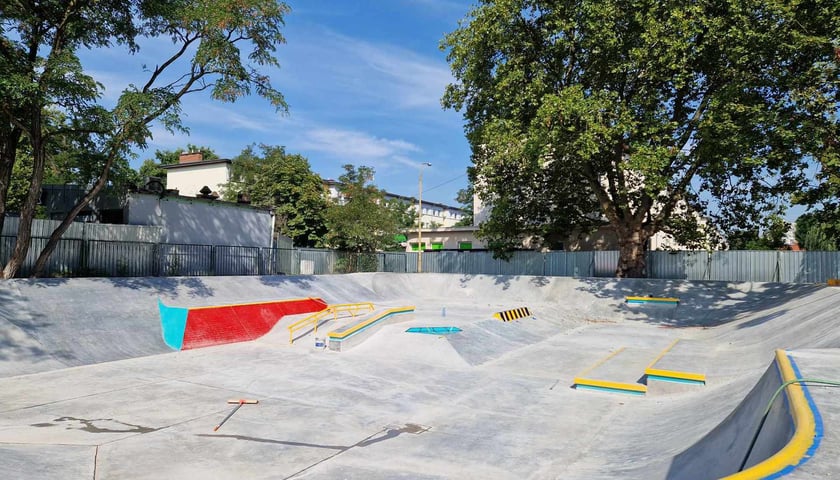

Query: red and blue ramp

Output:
[159, 297, 328, 350]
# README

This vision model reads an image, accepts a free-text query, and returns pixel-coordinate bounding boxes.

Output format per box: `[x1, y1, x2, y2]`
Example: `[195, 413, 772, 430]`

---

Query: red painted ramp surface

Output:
[182, 298, 327, 350]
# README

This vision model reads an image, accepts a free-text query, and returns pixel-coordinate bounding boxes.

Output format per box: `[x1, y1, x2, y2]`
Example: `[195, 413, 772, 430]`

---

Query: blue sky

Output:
[79, 0, 475, 208]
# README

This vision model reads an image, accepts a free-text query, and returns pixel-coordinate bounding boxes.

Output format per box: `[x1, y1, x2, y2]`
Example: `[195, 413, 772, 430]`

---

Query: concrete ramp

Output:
[159, 297, 327, 350]
[667, 350, 821, 479]
[0, 275, 381, 377]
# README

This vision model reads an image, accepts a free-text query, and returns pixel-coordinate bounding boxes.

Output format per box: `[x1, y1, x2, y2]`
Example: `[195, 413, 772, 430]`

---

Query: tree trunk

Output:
[0, 127, 23, 237]
[615, 226, 650, 278]
[29, 149, 117, 278]
[2, 131, 46, 279]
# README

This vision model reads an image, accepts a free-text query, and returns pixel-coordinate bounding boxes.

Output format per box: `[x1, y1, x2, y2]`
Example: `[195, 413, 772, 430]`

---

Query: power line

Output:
[422, 173, 467, 194]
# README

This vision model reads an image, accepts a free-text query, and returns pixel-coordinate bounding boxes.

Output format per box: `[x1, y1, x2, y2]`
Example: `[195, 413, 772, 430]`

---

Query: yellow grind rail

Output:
[287, 302, 374, 344]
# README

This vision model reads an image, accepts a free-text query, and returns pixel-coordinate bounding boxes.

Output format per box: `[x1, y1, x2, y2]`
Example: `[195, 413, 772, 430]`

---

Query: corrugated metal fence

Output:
[1, 231, 839, 283]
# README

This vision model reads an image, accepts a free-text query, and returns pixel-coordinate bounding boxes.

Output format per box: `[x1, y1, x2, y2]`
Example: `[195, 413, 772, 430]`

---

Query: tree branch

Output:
[142, 32, 199, 92]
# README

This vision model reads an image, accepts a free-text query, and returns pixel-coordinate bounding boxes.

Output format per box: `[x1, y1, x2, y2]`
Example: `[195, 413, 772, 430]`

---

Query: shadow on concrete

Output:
[258, 275, 314, 289]
[574, 277, 823, 328]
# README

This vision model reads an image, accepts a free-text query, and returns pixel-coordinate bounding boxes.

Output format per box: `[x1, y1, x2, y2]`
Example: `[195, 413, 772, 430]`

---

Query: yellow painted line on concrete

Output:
[645, 338, 681, 370]
[190, 297, 323, 311]
[643, 339, 707, 383]
[576, 347, 626, 378]
[644, 368, 707, 383]
[327, 306, 415, 340]
[721, 349, 817, 479]
[572, 377, 647, 394]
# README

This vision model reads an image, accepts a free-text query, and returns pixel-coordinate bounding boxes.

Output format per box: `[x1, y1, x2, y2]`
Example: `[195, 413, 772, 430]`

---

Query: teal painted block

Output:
[158, 300, 189, 351]
[574, 384, 646, 396]
[646, 374, 705, 385]
[406, 326, 462, 335]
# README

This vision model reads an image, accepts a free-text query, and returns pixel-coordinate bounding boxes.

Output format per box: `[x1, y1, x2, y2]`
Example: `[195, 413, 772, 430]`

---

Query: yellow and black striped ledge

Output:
[493, 307, 532, 322]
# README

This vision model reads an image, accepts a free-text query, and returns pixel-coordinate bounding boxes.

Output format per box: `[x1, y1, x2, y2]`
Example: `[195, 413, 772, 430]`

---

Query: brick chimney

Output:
[179, 151, 204, 164]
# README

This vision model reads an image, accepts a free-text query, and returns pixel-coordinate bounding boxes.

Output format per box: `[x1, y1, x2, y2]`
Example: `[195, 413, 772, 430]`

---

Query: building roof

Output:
[160, 159, 232, 170]
[323, 179, 465, 213]
[128, 191, 273, 213]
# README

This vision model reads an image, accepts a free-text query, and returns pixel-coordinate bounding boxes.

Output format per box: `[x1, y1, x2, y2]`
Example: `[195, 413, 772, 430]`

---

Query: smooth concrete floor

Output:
[1, 273, 839, 479]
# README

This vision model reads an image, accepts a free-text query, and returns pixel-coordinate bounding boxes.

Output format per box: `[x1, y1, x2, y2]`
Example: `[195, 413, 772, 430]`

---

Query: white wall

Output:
[404, 227, 485, 251]
[166, 162, 230, 197]
[126, 193, 273, 247]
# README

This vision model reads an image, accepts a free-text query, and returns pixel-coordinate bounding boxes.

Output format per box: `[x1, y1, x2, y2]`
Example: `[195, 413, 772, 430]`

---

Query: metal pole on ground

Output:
[214, 399, 258, 431]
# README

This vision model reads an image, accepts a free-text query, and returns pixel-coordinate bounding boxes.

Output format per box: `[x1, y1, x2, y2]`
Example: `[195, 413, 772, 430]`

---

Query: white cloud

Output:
[298, 127, 421, 162]
[284, 27, 454, 112]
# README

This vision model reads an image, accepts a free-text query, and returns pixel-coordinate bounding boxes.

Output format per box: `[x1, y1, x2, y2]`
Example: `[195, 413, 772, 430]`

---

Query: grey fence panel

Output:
[298, 249, 336, 275]
[425, 252, 462, 274]
[273, 248, 298, 275]
[381, 252, 407, 273]
[2, 217, 162, 242]
[682, 251, 710, 280]
[545, 251, 593, 277]
[405, 251, 419, 273]
[648, 251, 689, 279]
[331, 252, 378, 273]
[160, 244, 213, 276]
[257, 248, 277, 276]
[0, 236, 83, 277]
[593, 251, 619, 277]
[2, 217, 83, 238]
[419, 252, 443, 273]
[709, 251, 778, 282]
[83, 223, 162, 243]
[779, 251, 840, 283]
[462, 251, 499, 275]
[498, 251, 544, 276]
[544, 252, 568, 276]
[569, 251, 594, 277]
[85, 240, 157, 277]
[215, 246, 261, 276]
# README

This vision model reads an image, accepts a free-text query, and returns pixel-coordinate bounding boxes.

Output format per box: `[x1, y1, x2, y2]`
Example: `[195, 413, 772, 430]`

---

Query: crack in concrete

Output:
[31, 417, 161, 434]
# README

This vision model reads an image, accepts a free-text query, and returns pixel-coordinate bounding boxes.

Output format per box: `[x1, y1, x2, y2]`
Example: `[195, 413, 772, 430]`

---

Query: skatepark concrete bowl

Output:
[1, 273, 839, 479]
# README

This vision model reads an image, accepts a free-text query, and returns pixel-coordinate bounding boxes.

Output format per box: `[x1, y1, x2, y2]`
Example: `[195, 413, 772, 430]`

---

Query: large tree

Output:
[443, 0, 840, 277]
[0, 0, 289, 278]
[224, 144, 328, 248]
[324, 165, 410, 253]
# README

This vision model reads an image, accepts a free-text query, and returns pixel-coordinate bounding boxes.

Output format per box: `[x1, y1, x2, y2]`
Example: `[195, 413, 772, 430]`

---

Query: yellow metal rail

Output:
[287, 302, 374, 344]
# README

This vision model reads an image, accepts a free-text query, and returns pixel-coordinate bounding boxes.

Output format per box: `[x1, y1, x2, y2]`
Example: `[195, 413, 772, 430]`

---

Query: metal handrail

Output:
[287, 302, 374, 344]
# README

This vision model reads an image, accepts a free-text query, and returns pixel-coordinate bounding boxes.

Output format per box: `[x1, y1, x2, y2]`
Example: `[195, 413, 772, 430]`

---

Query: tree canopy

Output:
[795, 213, 838, 251]
[0, 0, 290, 278]
[225, 144, 328, 248]
[443, 0, 840, 276]
[138, 145, 219, 184]
[324, 165, 410, 253]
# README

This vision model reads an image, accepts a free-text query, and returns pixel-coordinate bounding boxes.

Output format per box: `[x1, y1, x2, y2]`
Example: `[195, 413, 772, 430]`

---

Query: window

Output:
[431, 242, 444, 250]
[458, 242, 472, 250]
[410, 242, 427, 251]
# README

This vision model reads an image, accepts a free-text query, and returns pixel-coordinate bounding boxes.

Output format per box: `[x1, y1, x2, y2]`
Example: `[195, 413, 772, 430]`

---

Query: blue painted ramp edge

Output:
[406, 326, 462, 335]
[158, 299, 189, 351]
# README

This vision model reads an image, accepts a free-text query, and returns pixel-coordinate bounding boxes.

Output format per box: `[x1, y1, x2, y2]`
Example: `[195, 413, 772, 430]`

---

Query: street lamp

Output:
[417, 162, 432, 273]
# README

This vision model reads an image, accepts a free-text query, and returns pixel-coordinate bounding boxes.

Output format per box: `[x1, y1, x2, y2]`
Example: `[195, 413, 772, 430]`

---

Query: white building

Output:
[322, 180, 468, 229]
[125, 192, 274, 247]
[161, 151, 232, 198]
